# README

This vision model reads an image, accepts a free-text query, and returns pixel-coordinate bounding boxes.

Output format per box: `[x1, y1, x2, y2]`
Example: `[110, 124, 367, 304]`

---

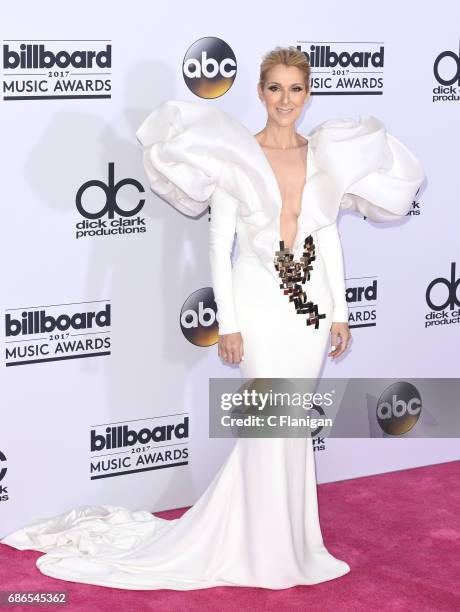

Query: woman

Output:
[0, 47, 425, 590]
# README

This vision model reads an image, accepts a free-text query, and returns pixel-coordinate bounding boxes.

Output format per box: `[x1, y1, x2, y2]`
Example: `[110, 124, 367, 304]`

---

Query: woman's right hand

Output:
[218, 332, 245, 364]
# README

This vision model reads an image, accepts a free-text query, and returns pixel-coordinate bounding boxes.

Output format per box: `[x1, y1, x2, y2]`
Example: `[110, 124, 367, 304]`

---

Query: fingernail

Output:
[331, 345, 336, 351]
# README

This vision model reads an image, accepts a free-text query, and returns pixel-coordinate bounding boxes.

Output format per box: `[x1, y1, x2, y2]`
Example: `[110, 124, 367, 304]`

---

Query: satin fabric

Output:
[0, 100, 425, 590]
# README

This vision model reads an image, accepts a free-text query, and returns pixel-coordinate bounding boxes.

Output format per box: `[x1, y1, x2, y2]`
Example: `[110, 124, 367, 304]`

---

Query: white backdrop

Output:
[1, 0, 459, 534]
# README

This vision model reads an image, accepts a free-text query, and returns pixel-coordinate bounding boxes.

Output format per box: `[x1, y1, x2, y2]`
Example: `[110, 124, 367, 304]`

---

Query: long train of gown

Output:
[1, 439, 348, 590]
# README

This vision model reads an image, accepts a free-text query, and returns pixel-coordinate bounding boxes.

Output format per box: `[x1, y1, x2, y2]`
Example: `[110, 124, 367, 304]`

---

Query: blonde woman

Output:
[1, 47, 424, 590]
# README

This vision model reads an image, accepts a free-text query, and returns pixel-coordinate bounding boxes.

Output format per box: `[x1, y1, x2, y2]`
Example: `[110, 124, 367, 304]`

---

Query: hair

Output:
[259, 46, 311, 93]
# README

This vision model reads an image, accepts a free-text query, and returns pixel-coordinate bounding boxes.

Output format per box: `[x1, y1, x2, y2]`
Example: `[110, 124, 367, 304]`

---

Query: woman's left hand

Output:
[328, 322, 352, 359]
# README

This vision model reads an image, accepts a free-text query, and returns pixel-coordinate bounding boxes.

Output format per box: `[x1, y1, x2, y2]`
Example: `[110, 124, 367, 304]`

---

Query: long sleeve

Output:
[209, 185, 241, 335]
[316, 221, 349, 323]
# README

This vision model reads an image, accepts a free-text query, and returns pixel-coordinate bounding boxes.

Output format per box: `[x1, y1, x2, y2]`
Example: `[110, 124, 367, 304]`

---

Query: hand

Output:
[218, 332, 244, 364]
[328, 322, 351, 359]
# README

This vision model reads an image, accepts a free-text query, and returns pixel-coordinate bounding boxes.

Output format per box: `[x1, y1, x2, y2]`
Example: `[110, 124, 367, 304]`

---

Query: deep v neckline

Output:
[251, 134, 311, 252]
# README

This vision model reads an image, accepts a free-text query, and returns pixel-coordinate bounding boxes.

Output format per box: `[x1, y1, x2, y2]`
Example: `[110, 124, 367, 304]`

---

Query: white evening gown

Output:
[0, 100, 425, 590]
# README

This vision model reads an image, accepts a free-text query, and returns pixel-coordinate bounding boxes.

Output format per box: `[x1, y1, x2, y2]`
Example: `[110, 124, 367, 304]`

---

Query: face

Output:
[257, 64, 310, 125]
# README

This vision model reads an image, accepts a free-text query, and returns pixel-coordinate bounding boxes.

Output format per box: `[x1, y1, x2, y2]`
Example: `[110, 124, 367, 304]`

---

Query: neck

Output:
[259, 118, 300, 149]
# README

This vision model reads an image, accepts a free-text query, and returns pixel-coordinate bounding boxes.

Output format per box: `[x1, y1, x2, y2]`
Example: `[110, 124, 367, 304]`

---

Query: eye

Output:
[268, 85, 279, 92]
[291, 86, 303, 92]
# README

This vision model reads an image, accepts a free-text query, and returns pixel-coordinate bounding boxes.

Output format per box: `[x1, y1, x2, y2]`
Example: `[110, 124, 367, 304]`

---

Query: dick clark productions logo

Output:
[75, 162, 147, 239]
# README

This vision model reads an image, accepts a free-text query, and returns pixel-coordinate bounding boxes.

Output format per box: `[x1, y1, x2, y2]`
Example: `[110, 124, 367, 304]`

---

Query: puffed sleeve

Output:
[209, 185, 241, 335]
[313, 115, 425, 222]
[316, 221, 349, 323]
[135, 100, 223, 217]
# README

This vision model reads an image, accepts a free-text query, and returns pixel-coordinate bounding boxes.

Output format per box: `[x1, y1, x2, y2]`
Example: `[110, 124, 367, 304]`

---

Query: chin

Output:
[270, 112, 297, 124]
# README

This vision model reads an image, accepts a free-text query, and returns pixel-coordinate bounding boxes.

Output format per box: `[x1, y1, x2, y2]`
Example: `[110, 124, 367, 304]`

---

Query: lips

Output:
[276, 108, 293, 113]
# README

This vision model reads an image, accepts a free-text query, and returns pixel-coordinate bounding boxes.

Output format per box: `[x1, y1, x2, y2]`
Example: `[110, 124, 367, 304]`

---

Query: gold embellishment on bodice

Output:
[274, 235, 326, 329]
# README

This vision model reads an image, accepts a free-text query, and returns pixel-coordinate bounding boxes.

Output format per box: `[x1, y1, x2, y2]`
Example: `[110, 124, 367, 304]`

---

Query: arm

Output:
[209, 185, 241, 335]
[316, 221, 349, 323]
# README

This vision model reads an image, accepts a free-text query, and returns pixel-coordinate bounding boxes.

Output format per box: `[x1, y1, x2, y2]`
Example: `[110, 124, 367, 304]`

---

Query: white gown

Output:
[0, 100, 425, 590]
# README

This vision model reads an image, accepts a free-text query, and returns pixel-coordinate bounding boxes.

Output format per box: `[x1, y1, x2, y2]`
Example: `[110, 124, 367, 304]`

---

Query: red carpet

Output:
[1, 460, 459, 611]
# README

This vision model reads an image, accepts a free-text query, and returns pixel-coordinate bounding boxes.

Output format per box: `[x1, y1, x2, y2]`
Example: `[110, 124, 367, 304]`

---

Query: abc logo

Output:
[180, 287, 219, 346]
[426, 262, 460, 311]
[183, 37, 237, 99]
[433, 48, 460, 86]
[76, 162, 145, 219]
[376, 382, 422, 435]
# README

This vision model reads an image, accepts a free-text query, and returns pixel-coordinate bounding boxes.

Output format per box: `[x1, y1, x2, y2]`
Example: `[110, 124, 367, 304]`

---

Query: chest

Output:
[261, 145, 308, 215]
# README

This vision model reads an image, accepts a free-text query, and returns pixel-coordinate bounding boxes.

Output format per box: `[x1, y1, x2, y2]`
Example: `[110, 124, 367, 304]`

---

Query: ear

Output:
[257, 82, 264, 102]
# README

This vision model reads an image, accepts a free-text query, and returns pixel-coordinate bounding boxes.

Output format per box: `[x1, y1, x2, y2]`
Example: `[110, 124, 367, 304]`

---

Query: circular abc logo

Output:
[183, 37, 237, 99]
[376, 382, 422, 435]
[180, 287, 219, 346]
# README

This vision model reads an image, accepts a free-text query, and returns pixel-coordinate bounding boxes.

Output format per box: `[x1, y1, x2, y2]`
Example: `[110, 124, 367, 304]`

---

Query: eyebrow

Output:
[267, 81, 305, 86]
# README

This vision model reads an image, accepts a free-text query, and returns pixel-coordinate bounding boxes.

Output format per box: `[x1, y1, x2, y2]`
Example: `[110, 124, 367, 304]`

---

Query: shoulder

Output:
[135, 99, 253, 217]
[308, 115, 387, 155]
[307, 115, 425, 221]
[136, 99, 232, 147]
[307, 114, 393, 183]
[308, 114, 424, 180]
[136, 98, 255, 165]
[310, 114, 383, 134]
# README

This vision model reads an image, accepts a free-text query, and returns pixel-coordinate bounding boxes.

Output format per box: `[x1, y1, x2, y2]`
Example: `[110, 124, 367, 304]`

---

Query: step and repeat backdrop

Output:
[1, 1, 459, 533]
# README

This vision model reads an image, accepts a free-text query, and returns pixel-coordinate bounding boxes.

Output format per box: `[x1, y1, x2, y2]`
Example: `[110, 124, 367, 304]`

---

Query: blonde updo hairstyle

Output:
[259, 46, 311, 93]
